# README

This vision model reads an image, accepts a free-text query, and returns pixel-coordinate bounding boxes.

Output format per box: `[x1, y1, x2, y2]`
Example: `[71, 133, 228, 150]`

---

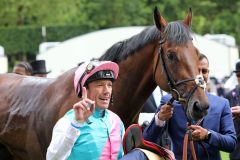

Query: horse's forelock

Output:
[163, 21, 193, 45]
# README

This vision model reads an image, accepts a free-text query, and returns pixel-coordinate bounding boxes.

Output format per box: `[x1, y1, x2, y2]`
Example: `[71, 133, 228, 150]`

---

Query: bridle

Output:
[154, 39, 209, 160]
[154, 39, 206, 106]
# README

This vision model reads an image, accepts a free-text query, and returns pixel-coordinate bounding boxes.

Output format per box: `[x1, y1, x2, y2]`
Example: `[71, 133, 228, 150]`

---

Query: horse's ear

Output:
[154, 6, 168, 32]
[183, 8, 192, 27]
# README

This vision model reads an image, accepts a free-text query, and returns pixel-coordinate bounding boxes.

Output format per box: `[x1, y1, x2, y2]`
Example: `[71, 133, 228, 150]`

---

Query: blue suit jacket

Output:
[143, 93, 237, 160]
[225, 87, 240, 160]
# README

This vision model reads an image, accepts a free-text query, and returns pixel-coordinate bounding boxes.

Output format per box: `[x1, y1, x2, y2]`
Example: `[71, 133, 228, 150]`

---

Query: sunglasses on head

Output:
[199, 68, 209, 74]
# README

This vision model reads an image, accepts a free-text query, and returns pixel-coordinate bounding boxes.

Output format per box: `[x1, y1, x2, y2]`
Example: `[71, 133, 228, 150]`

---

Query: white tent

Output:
[37, 26, 146, 77]
[0, 45, 8, 73]
[38, 26, 238, 78]
[192, 34, 238, 79]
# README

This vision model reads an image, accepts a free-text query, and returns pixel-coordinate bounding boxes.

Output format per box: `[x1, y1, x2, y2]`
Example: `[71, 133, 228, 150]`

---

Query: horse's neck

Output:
[111, 42, 158, 126]
[50, 68, 79, 120]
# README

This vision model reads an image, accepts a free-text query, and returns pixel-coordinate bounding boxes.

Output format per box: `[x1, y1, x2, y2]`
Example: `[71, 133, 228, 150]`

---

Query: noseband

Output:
[154, 41, 206, 104]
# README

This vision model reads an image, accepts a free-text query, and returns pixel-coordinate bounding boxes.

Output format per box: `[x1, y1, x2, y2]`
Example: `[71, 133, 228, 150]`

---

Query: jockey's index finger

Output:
[82, 87, 87, 99]
[84, 99, 95, 107]
[90, 103, 95, 112]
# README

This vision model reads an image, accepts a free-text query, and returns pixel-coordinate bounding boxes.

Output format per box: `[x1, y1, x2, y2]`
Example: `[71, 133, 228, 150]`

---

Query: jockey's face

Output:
[87, 79, 113, 109]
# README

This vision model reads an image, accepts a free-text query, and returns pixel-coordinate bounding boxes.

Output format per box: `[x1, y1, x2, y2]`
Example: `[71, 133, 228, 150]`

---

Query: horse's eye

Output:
[167, 52, 177, 61]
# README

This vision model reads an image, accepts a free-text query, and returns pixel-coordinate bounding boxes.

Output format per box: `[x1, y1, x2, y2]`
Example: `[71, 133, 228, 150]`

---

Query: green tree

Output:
[0, 0, 239, 67]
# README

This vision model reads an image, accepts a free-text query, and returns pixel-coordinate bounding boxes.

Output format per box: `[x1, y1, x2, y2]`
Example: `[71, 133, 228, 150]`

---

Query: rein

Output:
[165, 98, 199, 160]
[182, 119, 202, 160]
[166, 99, 209, 160]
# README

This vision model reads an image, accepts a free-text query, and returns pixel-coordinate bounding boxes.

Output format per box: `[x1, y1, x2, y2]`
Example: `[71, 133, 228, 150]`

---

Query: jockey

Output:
[47, 60, 125, 160]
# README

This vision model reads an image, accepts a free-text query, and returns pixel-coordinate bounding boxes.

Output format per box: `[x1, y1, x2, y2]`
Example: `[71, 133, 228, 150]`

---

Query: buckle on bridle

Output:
[187, 128, 193, 141]
[171, 88, 186, 103]
[195, 75, 206, 89]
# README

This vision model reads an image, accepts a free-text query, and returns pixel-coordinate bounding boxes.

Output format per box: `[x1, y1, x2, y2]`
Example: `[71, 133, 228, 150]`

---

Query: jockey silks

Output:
[65, 108, 124, 160]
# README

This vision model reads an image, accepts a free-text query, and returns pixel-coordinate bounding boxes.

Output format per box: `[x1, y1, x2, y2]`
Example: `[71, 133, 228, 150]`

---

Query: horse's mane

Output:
[99, 21, 193, 63]
[99, 26, 160, 63]
[164, 21, 193, 45]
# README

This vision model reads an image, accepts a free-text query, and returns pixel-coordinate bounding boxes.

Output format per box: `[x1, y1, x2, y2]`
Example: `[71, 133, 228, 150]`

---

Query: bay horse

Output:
[0, 7, 209, 160]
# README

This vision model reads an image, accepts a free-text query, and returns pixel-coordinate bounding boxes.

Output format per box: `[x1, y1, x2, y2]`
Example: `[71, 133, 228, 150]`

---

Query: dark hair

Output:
[14, 62, 33, 75]
[199, 53, 208, 62]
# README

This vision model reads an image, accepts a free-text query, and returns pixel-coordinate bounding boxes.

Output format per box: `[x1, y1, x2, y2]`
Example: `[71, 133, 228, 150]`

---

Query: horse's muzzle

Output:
[190, 100, 209, 121]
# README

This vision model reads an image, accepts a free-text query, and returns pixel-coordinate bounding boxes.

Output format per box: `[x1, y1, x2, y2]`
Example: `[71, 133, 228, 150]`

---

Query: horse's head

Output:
[153, 7, 209, 121]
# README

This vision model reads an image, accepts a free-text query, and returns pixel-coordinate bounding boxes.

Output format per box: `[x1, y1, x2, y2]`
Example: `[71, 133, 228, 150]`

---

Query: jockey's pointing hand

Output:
[157, 104, 173, 121]
[73, 87, 95, 123]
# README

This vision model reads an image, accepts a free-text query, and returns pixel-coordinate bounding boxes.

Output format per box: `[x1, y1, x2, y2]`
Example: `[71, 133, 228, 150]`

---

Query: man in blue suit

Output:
[143, 54, 237, 160]
[225, 61, 240, 160]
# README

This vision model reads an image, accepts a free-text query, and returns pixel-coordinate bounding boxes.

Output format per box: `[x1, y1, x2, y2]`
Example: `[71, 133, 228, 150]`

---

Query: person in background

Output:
[12, 61, 33, 76]
[142, 94, 157, 113]
[30, 60, 50, 77]
[47, 60, 125, 160]
[217, 79, 226, 97]
[225, 61, 240, 160]
[143, 53, 237, 160]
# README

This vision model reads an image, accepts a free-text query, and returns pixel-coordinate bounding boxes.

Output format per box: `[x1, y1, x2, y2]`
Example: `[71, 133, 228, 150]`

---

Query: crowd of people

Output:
[12, 59, 50, 77]
[11, 55, 240, 160]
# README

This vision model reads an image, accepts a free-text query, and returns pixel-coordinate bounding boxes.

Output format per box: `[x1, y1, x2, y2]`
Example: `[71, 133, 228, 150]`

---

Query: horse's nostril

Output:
[193, 101, 209, 112]
[192, 101, 209, 121]
[205, 104, 209, 110]
[193, 101, 202, 112]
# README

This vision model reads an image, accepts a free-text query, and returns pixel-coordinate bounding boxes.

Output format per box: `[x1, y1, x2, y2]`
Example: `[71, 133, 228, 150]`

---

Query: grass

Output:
[221, 151, 229, 160]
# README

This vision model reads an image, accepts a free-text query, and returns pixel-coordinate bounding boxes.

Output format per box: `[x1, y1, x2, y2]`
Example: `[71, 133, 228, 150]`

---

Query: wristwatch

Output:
[206, 129, 212, 140]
